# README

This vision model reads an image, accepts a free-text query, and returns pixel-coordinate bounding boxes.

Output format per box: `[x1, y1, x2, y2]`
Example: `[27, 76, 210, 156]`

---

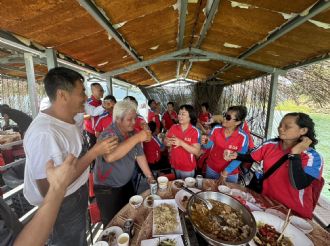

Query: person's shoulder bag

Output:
[246, 154, 288, 193]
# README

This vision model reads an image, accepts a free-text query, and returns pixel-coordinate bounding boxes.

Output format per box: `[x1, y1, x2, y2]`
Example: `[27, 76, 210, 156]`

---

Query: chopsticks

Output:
[277, 208, 291, 243]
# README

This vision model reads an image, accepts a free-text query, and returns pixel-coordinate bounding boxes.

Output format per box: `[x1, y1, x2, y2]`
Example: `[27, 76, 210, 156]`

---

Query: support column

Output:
[24, 53, 38, 118]
[109, 77, 113, 95]
[45, 48, 58, 70]
[265, 72, 279, 139]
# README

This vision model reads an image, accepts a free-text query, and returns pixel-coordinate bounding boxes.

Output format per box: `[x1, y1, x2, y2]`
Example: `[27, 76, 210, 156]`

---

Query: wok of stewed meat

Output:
[190, 199, 251, 242]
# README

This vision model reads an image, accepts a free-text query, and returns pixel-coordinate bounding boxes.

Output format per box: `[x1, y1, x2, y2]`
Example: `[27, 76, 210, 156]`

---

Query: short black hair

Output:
[124, 96, 138, 105]
[104, 95, 117, 103]
[227, 105, 247, 122]
[167, 102, 174, 106]
[0, 104, 10, 114]
[201, 102, 209, 110]
[44, 67, 84, 102]
[91, 82, 101, 88]
[179, 104, 197, 126]
[148, 99, 155, 107]
[148, 121, 157, 134]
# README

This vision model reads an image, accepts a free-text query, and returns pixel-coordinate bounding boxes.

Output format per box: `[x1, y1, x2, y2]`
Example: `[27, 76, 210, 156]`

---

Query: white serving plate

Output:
[152, 199, 183, 237]
[250, 211, 314, 246]
[141, 235, 184, 246]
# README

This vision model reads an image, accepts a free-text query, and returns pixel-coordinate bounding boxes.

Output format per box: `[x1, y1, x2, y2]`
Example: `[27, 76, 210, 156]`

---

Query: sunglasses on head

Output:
[223, 113, 237, 121]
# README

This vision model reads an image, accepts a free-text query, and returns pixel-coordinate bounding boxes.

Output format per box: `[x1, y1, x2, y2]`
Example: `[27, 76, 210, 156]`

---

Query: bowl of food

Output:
[184, 177, 196, 188]
[129, 195, 143, 209]
[143, 194, 161, 208]
[186, 191, 256, 245]
[172, 179, 185, 189]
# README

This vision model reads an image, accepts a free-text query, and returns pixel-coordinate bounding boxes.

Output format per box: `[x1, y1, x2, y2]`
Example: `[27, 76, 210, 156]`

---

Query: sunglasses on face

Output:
[223, 113, 237, 121]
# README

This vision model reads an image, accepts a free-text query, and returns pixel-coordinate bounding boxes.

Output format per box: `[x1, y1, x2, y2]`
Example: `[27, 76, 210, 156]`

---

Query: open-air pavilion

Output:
[0, 0, 330, 242]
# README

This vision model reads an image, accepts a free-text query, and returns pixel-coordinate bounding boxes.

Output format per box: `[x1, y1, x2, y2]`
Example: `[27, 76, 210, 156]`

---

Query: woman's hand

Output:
[223, 150, 237, 161]
[291, 136, 312, 154]
[216, 174, 227, 186]
[201, 135, 209, 145]
[169, 136, 182, 147]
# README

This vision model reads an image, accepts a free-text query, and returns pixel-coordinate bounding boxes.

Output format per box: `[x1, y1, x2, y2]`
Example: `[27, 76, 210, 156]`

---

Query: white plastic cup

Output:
[157, 176, 169, 190]
[117, 233, 130, 246]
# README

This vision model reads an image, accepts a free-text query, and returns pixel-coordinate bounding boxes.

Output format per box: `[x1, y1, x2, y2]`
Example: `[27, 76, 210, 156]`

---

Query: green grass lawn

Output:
[309, 113, 330, 200]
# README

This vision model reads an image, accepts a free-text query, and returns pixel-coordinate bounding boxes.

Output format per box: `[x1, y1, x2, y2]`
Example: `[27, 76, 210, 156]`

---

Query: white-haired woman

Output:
[93, 100, 154, 227]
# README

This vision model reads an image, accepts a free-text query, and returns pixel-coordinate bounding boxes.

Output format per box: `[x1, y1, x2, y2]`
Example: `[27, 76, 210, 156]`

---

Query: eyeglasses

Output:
[223, 113, 237, 121]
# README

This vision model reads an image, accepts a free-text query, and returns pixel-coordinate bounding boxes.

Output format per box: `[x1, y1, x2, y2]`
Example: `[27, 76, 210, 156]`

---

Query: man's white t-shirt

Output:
[23, 112, 89, 206]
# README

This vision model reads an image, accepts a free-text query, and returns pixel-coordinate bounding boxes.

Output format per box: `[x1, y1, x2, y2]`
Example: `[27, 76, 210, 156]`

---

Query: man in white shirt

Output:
[23, 67, 118, 246]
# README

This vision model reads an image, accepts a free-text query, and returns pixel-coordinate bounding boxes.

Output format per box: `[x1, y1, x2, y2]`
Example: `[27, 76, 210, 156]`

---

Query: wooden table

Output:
[106, 179, 330, 245]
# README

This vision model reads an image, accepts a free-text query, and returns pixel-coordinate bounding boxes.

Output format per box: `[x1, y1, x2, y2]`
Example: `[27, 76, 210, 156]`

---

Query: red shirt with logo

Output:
[242, 121, 255, 149]
[148, 109, 161, 130]
[84, 96, 102, 134]
[167, 124, 200, 172]
[94, 112, 112, 133]
[251, 139, 323, 218]
[162, 111, 178, 130]
[134, 115, 146, 133]
[206, 126, 249, 174]
[143, 136, 163, 164]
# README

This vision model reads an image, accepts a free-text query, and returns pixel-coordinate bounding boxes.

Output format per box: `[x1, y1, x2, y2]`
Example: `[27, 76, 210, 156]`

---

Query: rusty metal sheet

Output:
[248, 21, 330, 68]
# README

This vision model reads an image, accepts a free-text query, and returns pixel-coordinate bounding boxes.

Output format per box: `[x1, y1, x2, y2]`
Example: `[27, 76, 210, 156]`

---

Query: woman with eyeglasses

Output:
[226, 112, 324, 219]
[165, 105, 201, 179]
[201, 105, 249, 183]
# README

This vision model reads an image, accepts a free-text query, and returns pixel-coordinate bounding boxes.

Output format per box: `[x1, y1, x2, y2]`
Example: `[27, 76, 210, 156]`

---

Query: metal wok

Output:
[186, 191, 256, 246]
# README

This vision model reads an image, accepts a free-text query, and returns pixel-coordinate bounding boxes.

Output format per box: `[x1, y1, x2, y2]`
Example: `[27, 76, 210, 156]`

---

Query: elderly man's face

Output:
[118, 110, 137, 133]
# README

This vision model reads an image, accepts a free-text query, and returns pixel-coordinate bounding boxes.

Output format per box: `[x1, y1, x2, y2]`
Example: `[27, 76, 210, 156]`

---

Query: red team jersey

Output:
[251, 139, 323, 218]
[167, 124, 200, 172]
[143, 136, 163, 164]
[94, 111, 113, 133]
[84, 96, 102, 134]
[206, 126, 249, 175]
[148, 109, 161, 130]
[134, 115, 146, 133]
[242, 121, 255, 149]
[162, 111, 178, 130]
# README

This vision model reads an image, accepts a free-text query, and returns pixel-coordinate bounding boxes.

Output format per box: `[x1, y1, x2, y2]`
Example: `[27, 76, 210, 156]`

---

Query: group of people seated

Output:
[0, 66, 324, 246]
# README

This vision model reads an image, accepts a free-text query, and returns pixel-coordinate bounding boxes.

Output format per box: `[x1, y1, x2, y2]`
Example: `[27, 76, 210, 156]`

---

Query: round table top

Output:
[105, 179, 330, 245]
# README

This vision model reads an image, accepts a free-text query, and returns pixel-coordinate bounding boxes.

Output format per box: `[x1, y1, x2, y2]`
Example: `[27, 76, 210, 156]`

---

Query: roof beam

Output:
[176, 0, 188, 78]
[184, 0, 220, 78]
[104, 48, 284, 77]
[191, 48, 285, 74]
[104, 48, 191, 77]
[284, 52, 330, 70]
[206, 0, 330, 81]
[77, 0, 160, 84]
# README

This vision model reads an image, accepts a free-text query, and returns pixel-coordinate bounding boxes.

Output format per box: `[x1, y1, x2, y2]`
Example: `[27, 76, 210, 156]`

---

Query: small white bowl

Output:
[93, 241, 108, 246]
[218, 185, 231, 194]
[129, 195, 143, 209]
[290, 215, 313, 234]
[184, 177, 196, 188]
